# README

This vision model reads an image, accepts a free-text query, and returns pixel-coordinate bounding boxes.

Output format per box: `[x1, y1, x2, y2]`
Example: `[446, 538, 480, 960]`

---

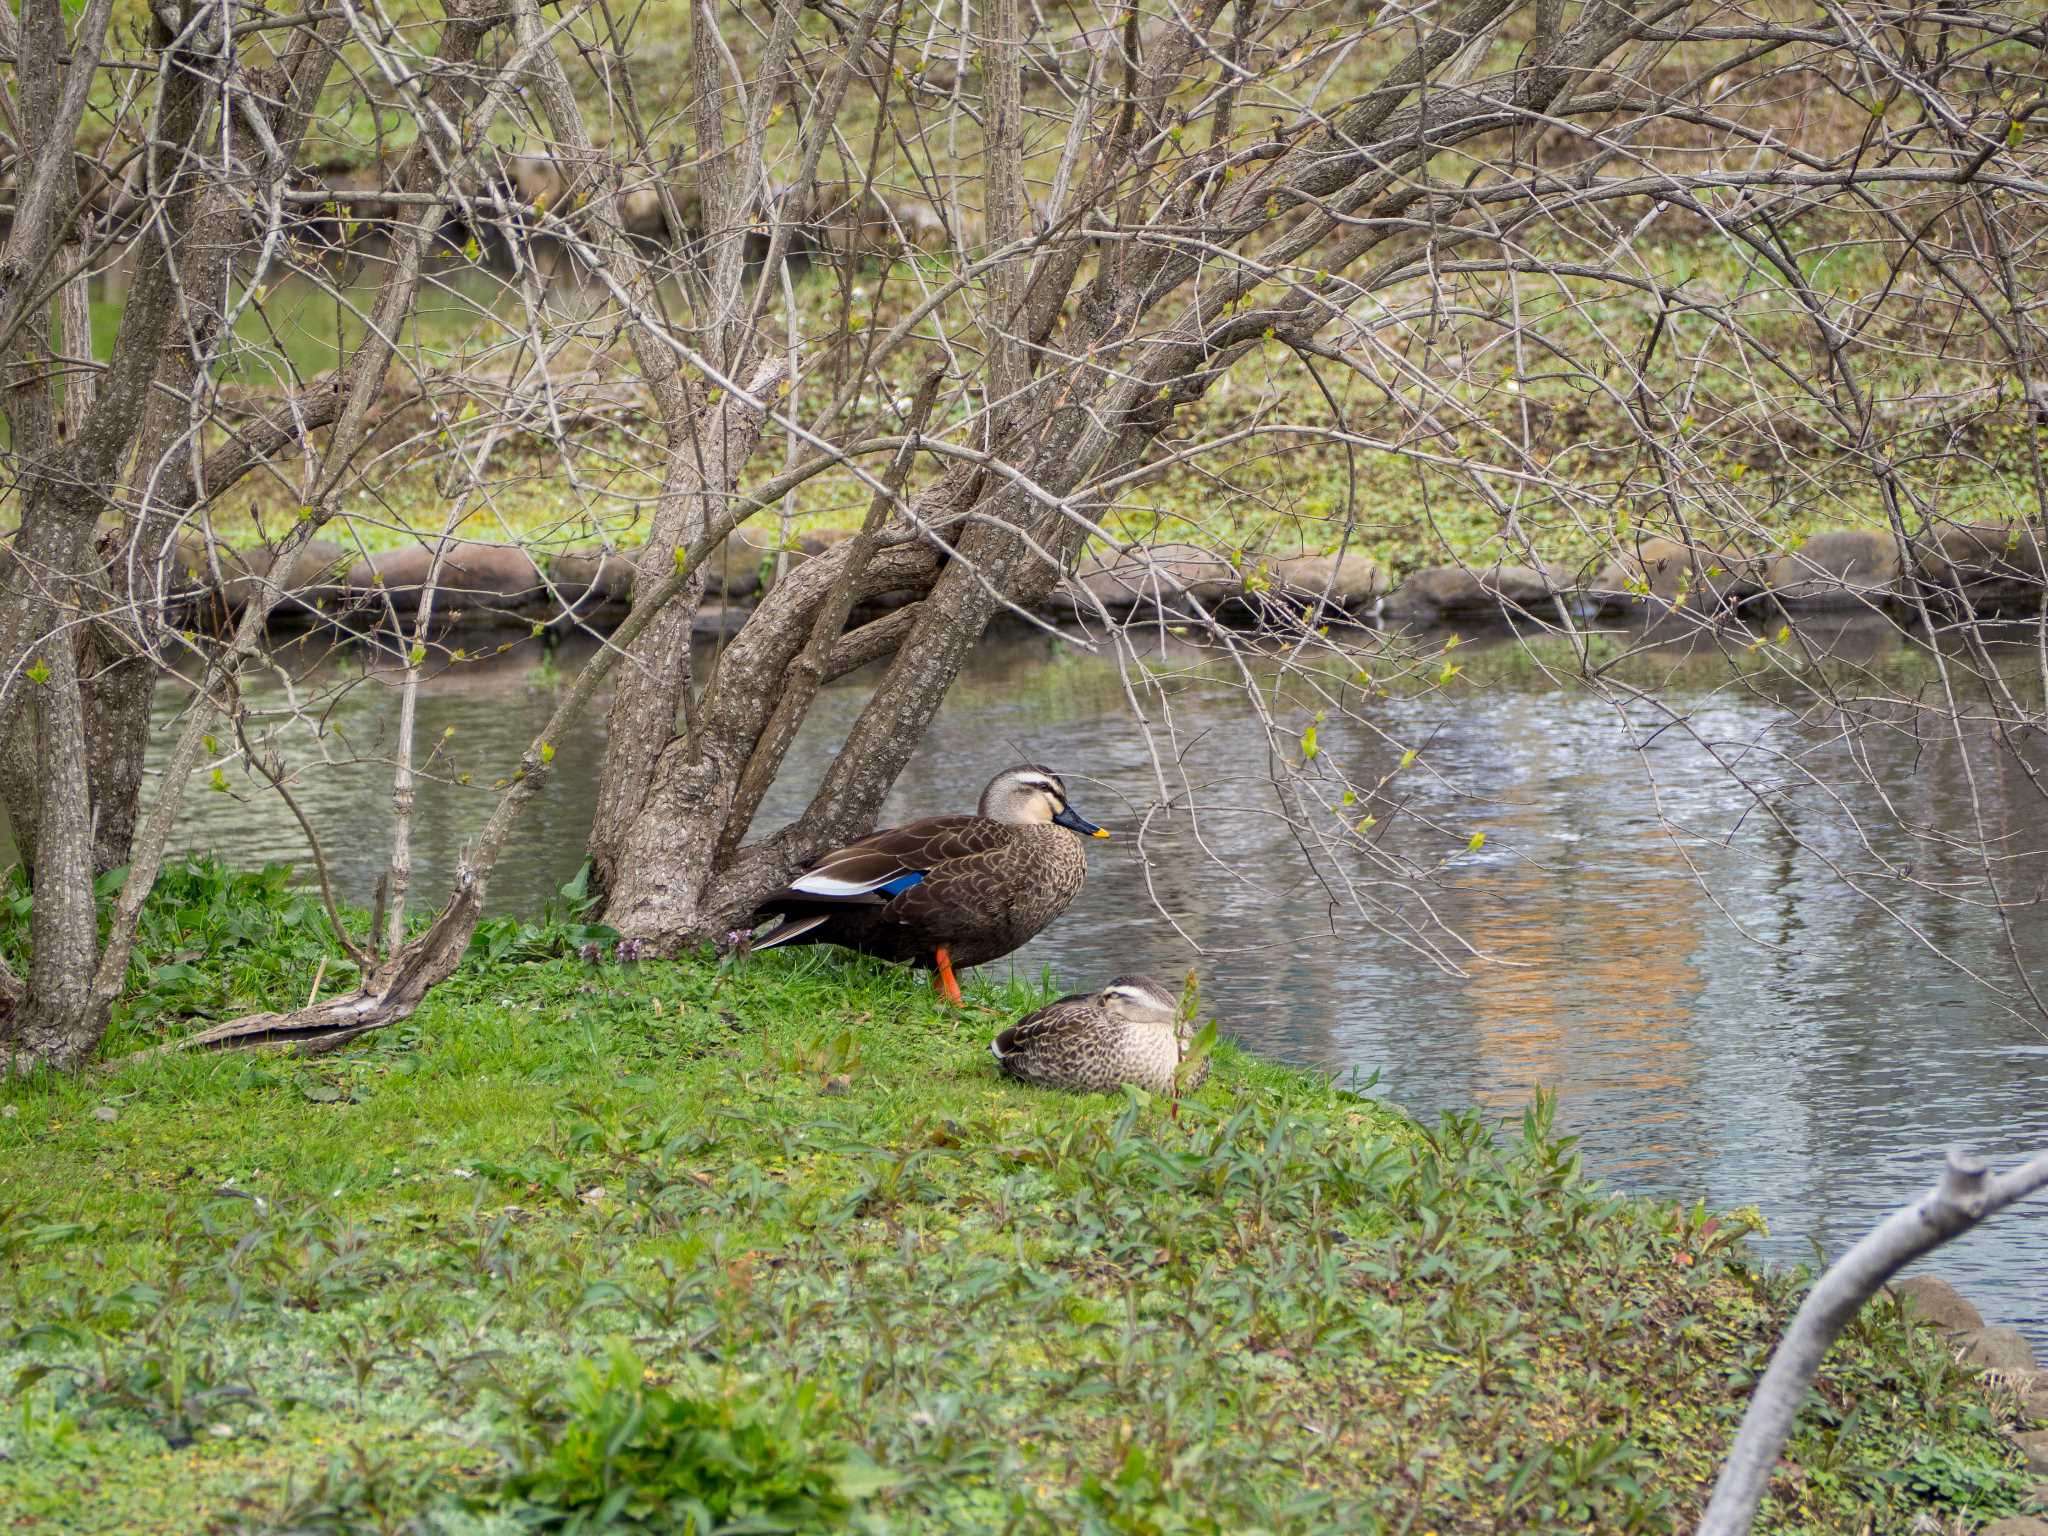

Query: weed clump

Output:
[489, 1344, 883, 1531]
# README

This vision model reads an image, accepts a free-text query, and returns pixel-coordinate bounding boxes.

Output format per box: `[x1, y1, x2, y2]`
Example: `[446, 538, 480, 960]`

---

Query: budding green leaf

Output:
[25, 658, 49, 686]
[1468, 831, 1486, 852]
[539, 742, 556, 765]
[409, 643, 426, 666]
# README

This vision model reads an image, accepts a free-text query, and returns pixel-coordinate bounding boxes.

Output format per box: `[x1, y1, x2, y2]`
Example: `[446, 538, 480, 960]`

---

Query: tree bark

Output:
[4, 639, 102, 1069]
[586, 358, 788, 893]
[714, 368, 943, 865]
[595, 522, 952, 946]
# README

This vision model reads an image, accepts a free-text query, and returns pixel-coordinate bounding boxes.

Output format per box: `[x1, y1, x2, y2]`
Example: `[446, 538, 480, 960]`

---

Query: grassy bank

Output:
[0, 862, 2038, 1533]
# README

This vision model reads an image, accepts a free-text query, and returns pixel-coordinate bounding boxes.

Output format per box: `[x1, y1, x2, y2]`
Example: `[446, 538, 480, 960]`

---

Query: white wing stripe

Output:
[789, 871, 902, 897]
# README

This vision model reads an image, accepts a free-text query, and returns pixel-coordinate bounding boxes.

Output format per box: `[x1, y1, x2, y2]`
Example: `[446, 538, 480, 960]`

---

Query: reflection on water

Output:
[136, 619, 2048, 1340]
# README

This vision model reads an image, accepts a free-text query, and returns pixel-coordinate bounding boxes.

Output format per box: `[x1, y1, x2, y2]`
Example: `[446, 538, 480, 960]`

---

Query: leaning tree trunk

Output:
[584, 362, 786, 895]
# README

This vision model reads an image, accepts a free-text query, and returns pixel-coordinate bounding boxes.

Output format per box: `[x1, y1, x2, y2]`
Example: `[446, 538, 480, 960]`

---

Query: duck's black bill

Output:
[1054, 805, 1110, 839]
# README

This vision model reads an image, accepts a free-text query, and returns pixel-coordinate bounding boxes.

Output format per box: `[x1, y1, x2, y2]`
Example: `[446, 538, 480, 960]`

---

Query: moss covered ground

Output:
[0, 861, 2040, 1532]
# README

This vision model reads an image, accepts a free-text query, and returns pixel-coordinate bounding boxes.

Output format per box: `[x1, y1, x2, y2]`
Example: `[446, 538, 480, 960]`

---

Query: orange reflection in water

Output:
[1446, 729, 1706, 1174]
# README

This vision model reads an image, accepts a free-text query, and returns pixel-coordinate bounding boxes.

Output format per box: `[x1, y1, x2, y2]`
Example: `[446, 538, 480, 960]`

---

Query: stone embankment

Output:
[1382, 526, 2048, 629]
[150, 530, 1395, 639]
[138, 522, 2048, 642]
[1887, 1273, 2048, 1534]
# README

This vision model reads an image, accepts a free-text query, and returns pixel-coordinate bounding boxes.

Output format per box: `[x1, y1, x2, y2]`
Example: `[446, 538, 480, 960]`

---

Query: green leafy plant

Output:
[1876, 1441, 2031, 1517]
[490, 1344, 887, 1531]
[467, 863, 621, 968]
[0, 857, 349, 1025]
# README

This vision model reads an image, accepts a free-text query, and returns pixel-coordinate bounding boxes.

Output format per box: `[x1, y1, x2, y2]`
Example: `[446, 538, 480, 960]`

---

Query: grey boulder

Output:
[1764, 530, 1901, 610]
[345, 540, 546, 622]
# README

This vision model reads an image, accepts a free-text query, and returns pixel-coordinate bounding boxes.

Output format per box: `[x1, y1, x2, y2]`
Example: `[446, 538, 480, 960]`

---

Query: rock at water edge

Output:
[1890, 1273, 1985, 1334]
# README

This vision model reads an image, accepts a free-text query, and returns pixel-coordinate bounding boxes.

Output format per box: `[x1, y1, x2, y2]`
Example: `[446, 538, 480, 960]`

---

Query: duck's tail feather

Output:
[751, 913, 831, 952]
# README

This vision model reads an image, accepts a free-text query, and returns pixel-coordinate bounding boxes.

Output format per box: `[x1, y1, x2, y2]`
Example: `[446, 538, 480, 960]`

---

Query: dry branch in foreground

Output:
[1700, 1148, 2048, 1536]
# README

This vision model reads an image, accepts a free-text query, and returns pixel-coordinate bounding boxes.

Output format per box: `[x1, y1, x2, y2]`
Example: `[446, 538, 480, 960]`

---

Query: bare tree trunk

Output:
[547, 0, 813, 894]
[5, 640, 101, 1068]
[586, 361, 786, 892]
[79, 19, 347, 878]
[715, 368, 943, 863]
[0, 0, 211, 1061]
[1699, 1148, 2048, 1536]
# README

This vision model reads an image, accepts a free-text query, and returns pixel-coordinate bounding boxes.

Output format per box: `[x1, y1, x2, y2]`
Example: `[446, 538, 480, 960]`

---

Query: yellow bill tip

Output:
[1092, 828, 1111, 840]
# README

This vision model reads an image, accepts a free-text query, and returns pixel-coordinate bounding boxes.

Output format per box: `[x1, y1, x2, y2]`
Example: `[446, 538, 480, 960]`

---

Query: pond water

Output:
[135, 616, 2048, 1341]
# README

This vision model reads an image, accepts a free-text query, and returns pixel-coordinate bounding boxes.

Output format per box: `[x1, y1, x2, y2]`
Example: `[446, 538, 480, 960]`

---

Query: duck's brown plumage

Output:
[748, 767, 1101, 973]
[992, 975, 1209, 1094]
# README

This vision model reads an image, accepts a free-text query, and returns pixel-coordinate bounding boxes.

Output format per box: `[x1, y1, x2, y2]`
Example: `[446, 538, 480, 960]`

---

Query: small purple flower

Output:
[615, 937, 646, 965]
[578, 940, 602, 965]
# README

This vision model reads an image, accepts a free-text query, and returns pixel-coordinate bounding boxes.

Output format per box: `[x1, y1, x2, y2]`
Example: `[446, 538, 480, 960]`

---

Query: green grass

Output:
[0, 861, 2039, 1532]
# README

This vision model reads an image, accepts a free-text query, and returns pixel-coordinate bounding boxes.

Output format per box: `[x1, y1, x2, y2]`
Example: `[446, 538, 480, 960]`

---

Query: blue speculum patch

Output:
[877, 871, 926, 895]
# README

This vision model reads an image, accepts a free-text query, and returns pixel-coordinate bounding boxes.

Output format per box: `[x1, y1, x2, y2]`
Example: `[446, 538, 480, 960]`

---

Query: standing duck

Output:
[747, 765, 1109, 1003]
[991, 975, 1209, 1094]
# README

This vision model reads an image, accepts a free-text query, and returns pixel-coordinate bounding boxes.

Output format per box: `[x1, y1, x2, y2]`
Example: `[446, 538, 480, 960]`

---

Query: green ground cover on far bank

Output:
[154, 231, 2045, 588]
[41, 0, 2042, 584]
[0, 860, 2040, 1533]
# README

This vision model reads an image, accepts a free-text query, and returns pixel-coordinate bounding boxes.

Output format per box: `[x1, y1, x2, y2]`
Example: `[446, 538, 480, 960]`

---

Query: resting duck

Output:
[990, 974, 1209, 1094]
[748, 765, 1109, 1003]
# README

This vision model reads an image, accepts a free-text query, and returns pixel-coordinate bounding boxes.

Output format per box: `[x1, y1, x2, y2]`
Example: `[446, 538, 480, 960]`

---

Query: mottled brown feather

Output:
[991, 978, 1209, 1094]
[752, 815, 1091, 968]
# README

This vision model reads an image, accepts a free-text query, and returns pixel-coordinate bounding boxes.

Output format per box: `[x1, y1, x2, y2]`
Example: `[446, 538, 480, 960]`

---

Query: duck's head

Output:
[1097, 975, 1179, 1027]
[980, 765, 1109, 839]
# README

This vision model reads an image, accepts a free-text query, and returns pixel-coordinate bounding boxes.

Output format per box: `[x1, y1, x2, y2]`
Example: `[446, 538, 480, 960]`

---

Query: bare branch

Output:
[1701, 1148, 2048, 1535]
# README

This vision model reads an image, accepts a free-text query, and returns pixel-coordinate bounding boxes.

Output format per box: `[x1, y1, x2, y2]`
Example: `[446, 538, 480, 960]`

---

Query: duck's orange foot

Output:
[932, 946, 964, 1006]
